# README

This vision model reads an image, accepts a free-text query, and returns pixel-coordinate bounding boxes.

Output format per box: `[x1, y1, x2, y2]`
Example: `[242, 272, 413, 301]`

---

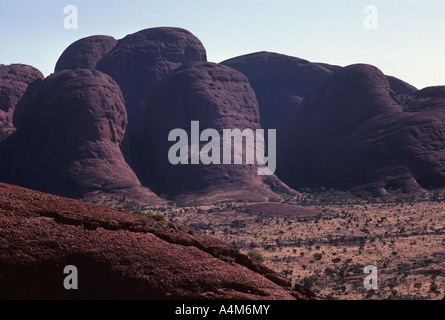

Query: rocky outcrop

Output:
[0, 64, 44, 127]
[279, 64, 445, 197]
[9, 69, 163, 205]
[137, 62, 293, 203]
[387, 75, 418, 95]
[221, 52, 417, 155]
[221, 52, 332, 153]
[54, 35, 118, 71]
[55, 28, 207, 132]
[0, 182, 313, 300]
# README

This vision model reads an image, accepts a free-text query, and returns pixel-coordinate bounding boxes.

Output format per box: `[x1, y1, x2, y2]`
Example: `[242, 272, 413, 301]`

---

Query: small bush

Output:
[153, 213, 165, 222]
[313, 253, 323, 260]
[324, 267, 336, 276]
[176, 200, 187, 207]
[430, 282, 439, 293]
[302, 276, 315, 289]
[132, 210, 151, 216]
[332, 258, 341, 264]
[247, 251, 265, 262]
[167, 221, 178, 231]
[188, 226, 201, 235]
[132, 210, 156, 220]
[390, 91, 425, 113]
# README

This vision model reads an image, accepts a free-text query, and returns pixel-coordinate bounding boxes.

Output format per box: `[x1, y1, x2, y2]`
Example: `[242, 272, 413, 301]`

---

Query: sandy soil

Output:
[136, 192, 445, 300]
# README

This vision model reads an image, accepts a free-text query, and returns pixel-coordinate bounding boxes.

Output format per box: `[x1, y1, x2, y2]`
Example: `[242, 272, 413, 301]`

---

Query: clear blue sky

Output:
[1, 0, 444, 89]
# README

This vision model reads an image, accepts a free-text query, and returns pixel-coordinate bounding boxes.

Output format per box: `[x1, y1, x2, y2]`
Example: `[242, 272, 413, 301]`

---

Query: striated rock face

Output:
[54, 35, 118, 71]
[0, 182, 314, 300]
[0, 64, 44, 127]
[137, 62, 293, 203]
[221, 52, 332, 153]
[56, 28, 207, 132]
[280, 64, 445, 197]
[9, 69, 163, 205]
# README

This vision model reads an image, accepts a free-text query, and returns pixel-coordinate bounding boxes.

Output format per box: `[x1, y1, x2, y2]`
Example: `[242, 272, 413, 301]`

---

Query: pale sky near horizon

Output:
[0, 0, 444, 89]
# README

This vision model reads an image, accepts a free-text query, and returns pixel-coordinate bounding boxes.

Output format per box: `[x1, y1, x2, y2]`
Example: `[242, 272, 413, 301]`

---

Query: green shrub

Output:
[313, 253, 323, 260]
[247, 251, 265, 262]
[390, 91, 425, 113]
[132, 210, 149, 216]
[187, 226, 201, 235]
[167, 221, 178, 231]
[153, 213, 165, 221]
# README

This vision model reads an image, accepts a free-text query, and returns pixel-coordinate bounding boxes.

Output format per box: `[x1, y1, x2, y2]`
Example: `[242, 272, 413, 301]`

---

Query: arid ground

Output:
[124, 191, 445, 300]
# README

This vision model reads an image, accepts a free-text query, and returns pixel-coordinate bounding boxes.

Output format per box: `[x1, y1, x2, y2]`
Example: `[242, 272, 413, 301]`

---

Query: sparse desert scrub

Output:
[144, 193, 445, 300]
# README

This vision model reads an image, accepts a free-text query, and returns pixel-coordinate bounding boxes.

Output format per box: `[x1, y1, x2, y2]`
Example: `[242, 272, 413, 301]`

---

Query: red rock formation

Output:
[97, 27, 207, 132]
[0, 182, 313, 300]
[55, 28, 207, 132]
[9, 69, 163, 205]
[221, 52, 417, 155]
[54, 35, 118, 71]
[0, 64, 44, 127]
[280, 64, 445, 197]
[221, 52, 332, 153]
[387, 75, 417, 95]
[137, 62, 293, 203]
